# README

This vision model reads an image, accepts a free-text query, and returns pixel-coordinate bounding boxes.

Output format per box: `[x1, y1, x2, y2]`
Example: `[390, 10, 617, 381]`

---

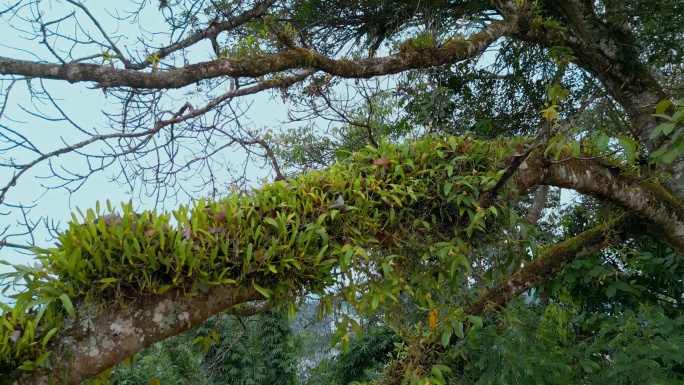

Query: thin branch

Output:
[155, 70, 315, 128]
[0, 124, 164, 204]
[66, 0, 132, 67]
[128, 0, 277, 70]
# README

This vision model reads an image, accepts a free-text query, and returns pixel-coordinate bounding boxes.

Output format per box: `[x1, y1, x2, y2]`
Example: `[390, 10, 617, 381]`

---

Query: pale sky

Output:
[0, 2, 284, 286]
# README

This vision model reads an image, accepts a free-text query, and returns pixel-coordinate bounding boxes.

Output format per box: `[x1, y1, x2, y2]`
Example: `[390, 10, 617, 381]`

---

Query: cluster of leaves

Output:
[448, 299, 684, 384]
[650, 98, 684, 168]
[0, 262, 73, 371]
[0, 134, 520, 373]
[450, 301, 684, 384]
[546, 96, 684, 171]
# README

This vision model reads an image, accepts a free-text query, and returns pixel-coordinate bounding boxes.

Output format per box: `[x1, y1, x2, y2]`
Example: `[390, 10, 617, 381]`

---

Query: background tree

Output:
[0, 0, 683, 384]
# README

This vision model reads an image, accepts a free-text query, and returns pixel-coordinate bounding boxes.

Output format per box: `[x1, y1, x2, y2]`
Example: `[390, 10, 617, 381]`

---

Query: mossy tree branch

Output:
[513, 154, 684, 255]
[0, 7, 524, 89]
[465, 215, 631, 318]
[2, 136, 683, 385]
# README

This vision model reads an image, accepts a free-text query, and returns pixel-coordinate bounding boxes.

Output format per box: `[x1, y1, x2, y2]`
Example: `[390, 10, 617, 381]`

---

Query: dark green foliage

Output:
[255, 309, 299, 385]
[109, 336, 202, 385]
[451, 301, 684, 385]
[185, 308, 298, 385]
[286, 0, 488, 55]
[597, 0, 684, 70]
[307, 323, 397, 385]
[111, 308, 298, 385]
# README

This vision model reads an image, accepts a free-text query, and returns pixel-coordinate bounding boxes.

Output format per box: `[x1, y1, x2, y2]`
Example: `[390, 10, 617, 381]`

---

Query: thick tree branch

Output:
[0, 13, 521, 89]
[514, 154, 684, 255]
[4, 286, 263, 385]
[517, 0, 666, 144]
[465, 215, 629, 317]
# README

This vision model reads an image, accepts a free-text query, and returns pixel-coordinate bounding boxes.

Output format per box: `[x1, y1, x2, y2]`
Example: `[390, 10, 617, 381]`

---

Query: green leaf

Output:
[596, 134, 609, 152]
[245, 243, 253, 263]
[287, 302, 297, 321]
[614, 281, 630, 291]
[441, 326, 452, 347]
[17, 360, 36, 371]
[253, 282, 271, 298]
[606, 284, 617, 298]
[570, 140, 580, 157]
[553, 140, 565, 160]
[455, 321, 464, 339]
[467, 315, 483, 328]
[448, 136, 458, 151]
[616, 135, 637, 162]
[35, 351, 51, 366]
[662, 122, 676, 136]
[655, 99, 672, 114]
[264, 217, 279, 228]
[330, 316, 349, 347]
[662, 148, 679, 164]
[443, 182, 453, 196]
[371, 294, 380, 310]
[152, 284, 171, 294]
[650, 123, 665, 140]
[349, 317, 362, 339]
[446, 164, 454, 177]
[674, 109, 684, 122]
[653, 113, 676, 122]
[431, 365, 443, 380]
[59, 293, 76, 318]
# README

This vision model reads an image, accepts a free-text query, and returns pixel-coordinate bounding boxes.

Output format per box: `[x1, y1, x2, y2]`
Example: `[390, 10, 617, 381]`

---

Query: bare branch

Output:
[0, 122, 164, 204]
[155, 70, 314, 128]
[64, 0, 132, 68]
[128, 0, 278, 70]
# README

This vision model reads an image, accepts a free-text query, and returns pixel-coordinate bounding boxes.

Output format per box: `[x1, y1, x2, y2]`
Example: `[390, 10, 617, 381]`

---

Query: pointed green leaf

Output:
[58, 293, 76, 318]
[253, 283, 271, 298]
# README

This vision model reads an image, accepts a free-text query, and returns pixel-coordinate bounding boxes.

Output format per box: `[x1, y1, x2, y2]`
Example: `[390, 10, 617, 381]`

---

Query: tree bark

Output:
[2, 287, 262, 385]
[514, 153, 684, 255]
[520, 0, 666, 142]
[0, 10, 523, 89]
